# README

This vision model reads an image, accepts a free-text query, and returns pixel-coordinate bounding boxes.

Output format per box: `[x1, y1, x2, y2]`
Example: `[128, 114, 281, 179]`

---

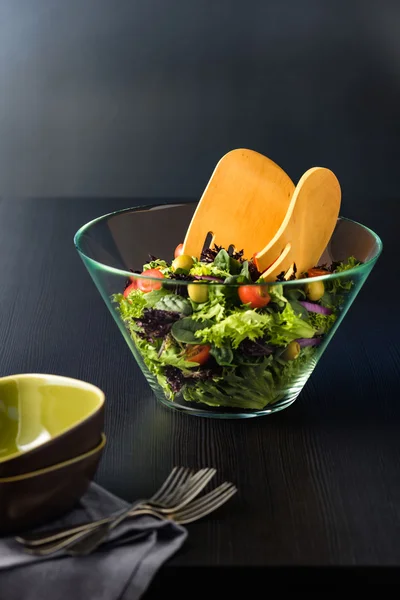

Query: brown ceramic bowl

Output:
[0, 433, 106, 536]
[0, 374, 105, 477]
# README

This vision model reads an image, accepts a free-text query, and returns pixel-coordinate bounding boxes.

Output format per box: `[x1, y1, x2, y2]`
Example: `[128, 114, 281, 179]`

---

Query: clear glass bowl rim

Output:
[74, 202, 383, 287]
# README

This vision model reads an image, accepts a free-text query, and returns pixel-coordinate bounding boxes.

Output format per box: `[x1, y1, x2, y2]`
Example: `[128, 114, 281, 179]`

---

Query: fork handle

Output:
[16, 502, 150, 547]
[15, 517, 111, 546]
[65, 508, 168, 556]
[20, 507, 165, 557]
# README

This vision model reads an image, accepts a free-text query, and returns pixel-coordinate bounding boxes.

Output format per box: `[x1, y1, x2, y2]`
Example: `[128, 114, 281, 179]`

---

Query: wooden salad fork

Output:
[255, 166, 341, 280]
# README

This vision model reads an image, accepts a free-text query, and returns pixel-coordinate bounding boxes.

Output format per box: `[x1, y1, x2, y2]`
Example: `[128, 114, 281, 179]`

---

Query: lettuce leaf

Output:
[322, 256, 361, 308]
[189, 263, 213, 277]
[112, 288, 170, 320]
[330, 256, 360, 292]
[132, 334, 173, 399]
[269, 284, 287, 305]
[308, 311, 337, 334]
[194, 302, 315, 348]
[194, 310, 273, 348]
[133, 333, 199, 400]
[268, 283, 288, 312]
[333, 255, 360, 273]
[267, 303, 315, 345]
[183, 347, 316, 408]
[158, 345, 199, 369]
[189, 262, 231, 279]
[112, 291, 146, 319]
[142, 258, 171, 274]
[191, 296, 227, 323]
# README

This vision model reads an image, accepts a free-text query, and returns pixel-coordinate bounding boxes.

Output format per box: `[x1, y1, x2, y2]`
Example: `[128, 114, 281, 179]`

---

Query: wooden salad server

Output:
[181, 148, 295, 260]
[255, 167, 341, 281]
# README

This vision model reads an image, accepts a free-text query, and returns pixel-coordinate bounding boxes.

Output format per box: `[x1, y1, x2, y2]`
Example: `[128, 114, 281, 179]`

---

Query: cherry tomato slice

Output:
[123, 282, 138, 298]
[307, 268, 329, 278]
[184, 344, 211, 365]
[238, 285, 271, 309]
[137, 269, 165, 293]
[174, 243, 184, 258]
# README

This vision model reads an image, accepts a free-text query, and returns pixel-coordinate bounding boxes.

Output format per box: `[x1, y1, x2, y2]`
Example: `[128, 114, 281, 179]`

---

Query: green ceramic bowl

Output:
[0, 433, 106, 535]
[0, 374, 105, 477]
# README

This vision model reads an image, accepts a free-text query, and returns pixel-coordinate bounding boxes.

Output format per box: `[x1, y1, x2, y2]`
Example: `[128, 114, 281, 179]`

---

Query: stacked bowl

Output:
[0, 374, 105, 535]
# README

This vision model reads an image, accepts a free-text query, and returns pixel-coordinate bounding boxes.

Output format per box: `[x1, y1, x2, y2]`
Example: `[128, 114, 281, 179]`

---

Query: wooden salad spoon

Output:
[181, 148, 295, 260]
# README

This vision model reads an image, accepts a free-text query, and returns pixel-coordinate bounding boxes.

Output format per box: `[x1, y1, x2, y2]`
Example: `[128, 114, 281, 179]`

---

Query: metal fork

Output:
[22, 482, 237, 557]
[16, 466, 216, 549]
[128, 481, 238, 525]
[56, 467, 218, 556]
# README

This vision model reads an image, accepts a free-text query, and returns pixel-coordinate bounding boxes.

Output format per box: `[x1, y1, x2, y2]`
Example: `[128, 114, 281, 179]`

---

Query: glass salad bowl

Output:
[74, 202, 382, 419]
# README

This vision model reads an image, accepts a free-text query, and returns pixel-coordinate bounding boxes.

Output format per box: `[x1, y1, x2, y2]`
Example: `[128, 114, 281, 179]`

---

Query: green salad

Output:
[112, 245, 360, 410]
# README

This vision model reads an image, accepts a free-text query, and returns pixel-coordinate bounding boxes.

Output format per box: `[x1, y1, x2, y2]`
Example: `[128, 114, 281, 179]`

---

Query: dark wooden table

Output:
[1, 197, 399, 589]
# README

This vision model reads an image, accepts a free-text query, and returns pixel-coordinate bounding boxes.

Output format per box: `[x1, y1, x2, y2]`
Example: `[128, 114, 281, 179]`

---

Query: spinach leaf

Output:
[284, 288, 306, 301]
[212, 248, 242, 275]
[155, 295, 192, 315]
[289, 299, 309, 320]
[229, 257, 242, 275]
[239, 261, 251, 281]
[210, 345, 234, 366]
[224, 275, 248, 285]
[213, 249, 231, 272]
[171, 317, 213, 344]
[320, 291, 338, 309]
[221, 275, 247, 305]
[142, 288, 169, 307]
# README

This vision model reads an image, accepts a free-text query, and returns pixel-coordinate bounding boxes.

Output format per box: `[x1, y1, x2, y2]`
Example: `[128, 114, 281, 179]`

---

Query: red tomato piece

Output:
[307, 267, 329, 278]
[184, 344, 211, 365]
[137, 269, 165, 293]
[238, 285, 271, 309]
[174, 243, 184, 258]
[123, 282, 138, 298]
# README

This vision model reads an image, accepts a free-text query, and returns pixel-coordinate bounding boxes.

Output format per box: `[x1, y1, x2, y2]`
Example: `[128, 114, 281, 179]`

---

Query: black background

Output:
[1, 0, 399, 208]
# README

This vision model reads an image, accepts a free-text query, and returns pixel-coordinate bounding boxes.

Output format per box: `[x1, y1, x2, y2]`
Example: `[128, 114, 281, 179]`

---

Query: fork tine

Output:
[175, 484, 237, 525]
[153, 467, 194, 504]
[154, 466, 214, 506]
[150, 467, 189, 503]
[144, 468, 217, 513]
[170, 468, 217, 510]
[158, 467, 214, 506]
[149, 466, 179, 503]
[173, 482, 236, 519]
[173, 481, 232, 516]
[157, 468, 195, 504]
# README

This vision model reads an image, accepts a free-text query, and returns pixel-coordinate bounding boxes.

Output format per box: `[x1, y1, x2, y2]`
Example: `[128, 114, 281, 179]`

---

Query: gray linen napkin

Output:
[0, 483, 187, 600]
